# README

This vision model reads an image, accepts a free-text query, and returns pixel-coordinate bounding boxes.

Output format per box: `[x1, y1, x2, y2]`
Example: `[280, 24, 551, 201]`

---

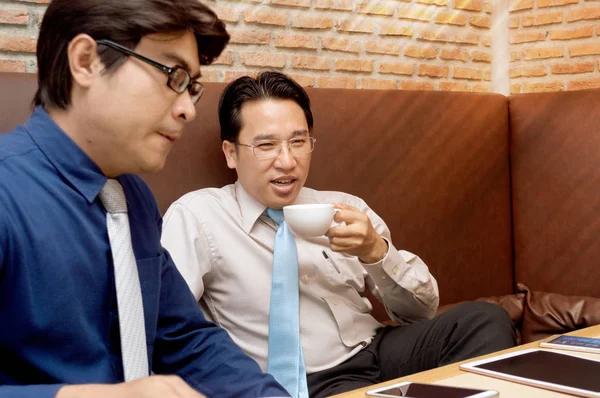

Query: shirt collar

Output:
[235, 181, 268, 234]
[24, 107, 107, 203]
[234, 181, 316, 234]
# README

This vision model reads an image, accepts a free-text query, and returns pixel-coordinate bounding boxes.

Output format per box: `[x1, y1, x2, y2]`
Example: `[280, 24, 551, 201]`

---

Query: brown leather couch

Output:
[2, 72, 600, 346]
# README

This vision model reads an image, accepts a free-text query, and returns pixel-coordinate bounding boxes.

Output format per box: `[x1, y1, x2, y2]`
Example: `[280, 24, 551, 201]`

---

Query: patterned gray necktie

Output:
[99, 179, 149, 381]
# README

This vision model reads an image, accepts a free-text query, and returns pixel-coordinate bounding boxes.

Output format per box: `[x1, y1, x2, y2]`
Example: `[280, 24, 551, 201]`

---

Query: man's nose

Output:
[274, 143, 297, 169]
[173, 91, 197, 122]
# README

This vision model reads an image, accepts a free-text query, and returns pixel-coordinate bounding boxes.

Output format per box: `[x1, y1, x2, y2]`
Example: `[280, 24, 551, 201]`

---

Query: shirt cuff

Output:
[361, 239, 418, 291]
[0, 384, 65, 398]
[359, 236, 391, 266]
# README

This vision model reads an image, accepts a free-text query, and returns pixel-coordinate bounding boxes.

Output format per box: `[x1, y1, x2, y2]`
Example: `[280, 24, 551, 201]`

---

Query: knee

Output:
[442, 302, 517, 358]
[453, 301, 514, 331]
[465, 301, 517, 348]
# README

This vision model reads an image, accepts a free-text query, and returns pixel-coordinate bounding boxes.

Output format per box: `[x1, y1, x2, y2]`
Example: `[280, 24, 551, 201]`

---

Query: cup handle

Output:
[331, 208, 345, 227]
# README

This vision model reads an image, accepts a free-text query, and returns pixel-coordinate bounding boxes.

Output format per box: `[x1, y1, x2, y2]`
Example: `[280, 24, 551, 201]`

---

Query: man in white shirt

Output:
[161, 71, 516, 397]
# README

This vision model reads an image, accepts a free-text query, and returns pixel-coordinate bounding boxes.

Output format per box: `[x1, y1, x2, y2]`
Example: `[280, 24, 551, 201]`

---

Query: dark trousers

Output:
[307, 302, 516, 397]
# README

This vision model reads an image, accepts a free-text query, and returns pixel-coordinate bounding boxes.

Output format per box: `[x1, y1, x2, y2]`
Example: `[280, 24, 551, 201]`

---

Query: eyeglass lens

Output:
[168, 68, 204, 104]
[253, 137, 315, 158]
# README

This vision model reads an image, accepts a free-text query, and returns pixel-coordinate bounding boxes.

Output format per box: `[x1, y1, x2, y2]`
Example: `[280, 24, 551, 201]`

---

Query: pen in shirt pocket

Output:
[322, 250, 341, 273]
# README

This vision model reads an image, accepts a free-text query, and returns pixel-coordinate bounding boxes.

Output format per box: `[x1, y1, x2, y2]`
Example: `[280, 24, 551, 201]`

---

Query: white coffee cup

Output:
[283, 203, 335, 238]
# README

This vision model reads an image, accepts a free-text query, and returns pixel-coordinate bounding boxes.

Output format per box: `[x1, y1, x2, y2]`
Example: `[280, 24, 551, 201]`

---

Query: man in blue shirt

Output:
[0, 1, 288, 398]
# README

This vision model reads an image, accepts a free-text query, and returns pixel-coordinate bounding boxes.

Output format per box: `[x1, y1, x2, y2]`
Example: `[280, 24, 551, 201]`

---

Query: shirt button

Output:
[381, 275, 387, 280]
[392, 266, 398, 276]
[303, 275, 309, 284]
[332, 300, 338, 305]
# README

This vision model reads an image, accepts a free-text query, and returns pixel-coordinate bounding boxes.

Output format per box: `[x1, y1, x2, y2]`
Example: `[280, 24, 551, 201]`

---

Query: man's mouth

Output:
[271, 178, 296, 185]
[157, 131, 181, 142]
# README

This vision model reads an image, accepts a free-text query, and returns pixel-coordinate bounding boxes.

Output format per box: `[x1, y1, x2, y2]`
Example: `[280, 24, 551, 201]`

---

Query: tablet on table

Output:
[460, 348, 600, 397]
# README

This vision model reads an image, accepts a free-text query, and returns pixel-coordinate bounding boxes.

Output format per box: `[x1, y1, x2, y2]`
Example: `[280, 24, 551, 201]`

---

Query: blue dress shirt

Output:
[0, 108, 288, 398]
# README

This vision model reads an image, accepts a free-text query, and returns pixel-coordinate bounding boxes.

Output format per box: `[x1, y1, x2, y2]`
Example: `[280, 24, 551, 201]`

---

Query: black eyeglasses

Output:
[96, 39, 204, 104]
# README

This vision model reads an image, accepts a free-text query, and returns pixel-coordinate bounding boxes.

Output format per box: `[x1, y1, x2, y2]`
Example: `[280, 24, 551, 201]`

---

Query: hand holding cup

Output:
[326, 203, 388, 263]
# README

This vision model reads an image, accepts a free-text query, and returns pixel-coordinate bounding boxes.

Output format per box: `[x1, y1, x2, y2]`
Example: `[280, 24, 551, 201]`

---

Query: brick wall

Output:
[0, 0, 45, 73]
[509, 0, 600, 93]
[0, 0, 494, 92]
[210, 0, 493, 91]
[10, 1, 600, 93]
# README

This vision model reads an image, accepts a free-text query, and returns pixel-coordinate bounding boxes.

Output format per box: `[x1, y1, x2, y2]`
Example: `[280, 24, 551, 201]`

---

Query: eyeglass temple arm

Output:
[96, 39, 171, 74]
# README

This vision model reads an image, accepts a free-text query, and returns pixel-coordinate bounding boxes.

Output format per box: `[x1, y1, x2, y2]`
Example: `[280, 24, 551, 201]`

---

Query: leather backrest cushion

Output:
[518, 283, 600, 344]
[510, 89, 600, 297]
[0, 73, 39, 133]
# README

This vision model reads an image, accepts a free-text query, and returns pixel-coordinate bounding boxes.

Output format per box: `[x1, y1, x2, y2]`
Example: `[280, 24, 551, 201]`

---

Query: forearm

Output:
[363, 242, 439, 323]
[154, 252, 288, 397]
[156, 311, 285, 397]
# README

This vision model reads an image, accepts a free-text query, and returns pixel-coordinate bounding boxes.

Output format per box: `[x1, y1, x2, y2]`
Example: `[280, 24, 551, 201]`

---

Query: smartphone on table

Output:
[365, 381, 498, 397]
[539, 335, 600, 354]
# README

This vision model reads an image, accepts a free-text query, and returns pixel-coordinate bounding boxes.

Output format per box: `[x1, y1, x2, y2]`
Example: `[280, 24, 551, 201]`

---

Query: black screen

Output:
[473, 350, 600, 392]
[373, 383, 490, 397]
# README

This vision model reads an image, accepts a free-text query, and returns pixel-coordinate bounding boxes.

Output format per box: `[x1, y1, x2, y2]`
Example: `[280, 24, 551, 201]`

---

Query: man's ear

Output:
[222, 140, 238, 170]
[68, 33, 104, 90]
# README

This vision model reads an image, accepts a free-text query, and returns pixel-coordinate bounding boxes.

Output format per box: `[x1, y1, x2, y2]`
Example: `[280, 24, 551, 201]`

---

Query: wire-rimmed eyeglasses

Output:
[237, 136, 316, 159]
[96, 39, 204, 104]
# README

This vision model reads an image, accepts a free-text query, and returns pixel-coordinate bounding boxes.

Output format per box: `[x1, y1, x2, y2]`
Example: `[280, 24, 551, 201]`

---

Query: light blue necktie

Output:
[266, 208, 309, 398]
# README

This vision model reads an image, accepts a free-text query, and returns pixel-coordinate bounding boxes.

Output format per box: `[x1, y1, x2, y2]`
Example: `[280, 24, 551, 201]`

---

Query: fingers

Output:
[333, 206, 368, 225]
[328, 203, 382, 258]
[327, 226, 370, 253]
[327, 224, 353, 238]
[327, 204, 384, 259]
[332, 202, 356, 211]
[163, 376, 205, 397]
[327, 217, 369, 238]
[329, 238, 360, 253]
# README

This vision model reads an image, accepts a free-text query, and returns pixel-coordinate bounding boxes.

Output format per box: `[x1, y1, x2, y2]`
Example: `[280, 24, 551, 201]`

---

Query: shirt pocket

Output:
[312, 253, 372, 314]
[317, 249, 366, 292]
[321, 293, 378, 347]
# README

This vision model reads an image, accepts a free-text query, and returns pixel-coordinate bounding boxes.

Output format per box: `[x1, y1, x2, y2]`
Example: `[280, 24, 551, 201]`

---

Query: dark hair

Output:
[218, 71, 314, 142]
[34, 0, 229, 110]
